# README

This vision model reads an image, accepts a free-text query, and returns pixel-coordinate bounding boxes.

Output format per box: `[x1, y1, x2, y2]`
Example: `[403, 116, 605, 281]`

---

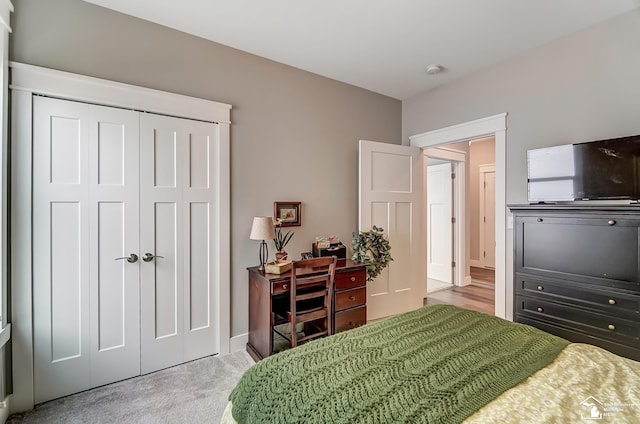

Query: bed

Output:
[222, 304, 640, 423]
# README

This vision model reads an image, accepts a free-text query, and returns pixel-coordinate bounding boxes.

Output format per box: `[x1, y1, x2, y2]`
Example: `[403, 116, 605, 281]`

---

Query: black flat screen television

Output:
[527, 134, 640, 203]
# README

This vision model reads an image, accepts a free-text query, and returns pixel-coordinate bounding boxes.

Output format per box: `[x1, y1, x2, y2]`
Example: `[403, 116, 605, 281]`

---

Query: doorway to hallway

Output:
[426, 267, 495, 315]
[424, 137, 496, 298]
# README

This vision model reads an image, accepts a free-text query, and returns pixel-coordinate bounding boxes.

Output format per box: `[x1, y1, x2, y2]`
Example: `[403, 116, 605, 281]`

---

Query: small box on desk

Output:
[265, 261, 292, 274]
[312, 242, 347, 259]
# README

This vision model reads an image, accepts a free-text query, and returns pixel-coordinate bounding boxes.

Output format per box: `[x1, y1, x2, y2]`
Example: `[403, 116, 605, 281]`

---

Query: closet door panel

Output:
[96, 202, 127, 349]
[140, 114, 219, 372]
[33, 97, 91, 403]
[89, 105, 140, 387]
[33, 98, 141, 402]
[152, 202, 179, 339]
[140, 114, 185, 373]
[50, 202, 83, 360]
[189, 202, 210, 331]
[153, 128, 178, 188]
[183, 124, 219, 361]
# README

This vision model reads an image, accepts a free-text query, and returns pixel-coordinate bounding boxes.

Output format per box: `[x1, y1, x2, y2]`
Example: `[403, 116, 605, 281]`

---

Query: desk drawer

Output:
[272, 279, 290, 295]
[335, 268, 366, 290]
[335, 305, 366, 333]
[335, 287, 366, 311]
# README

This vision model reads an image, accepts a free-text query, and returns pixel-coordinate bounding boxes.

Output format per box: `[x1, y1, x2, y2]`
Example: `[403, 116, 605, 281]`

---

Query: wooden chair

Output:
[274, 256, 337, 348]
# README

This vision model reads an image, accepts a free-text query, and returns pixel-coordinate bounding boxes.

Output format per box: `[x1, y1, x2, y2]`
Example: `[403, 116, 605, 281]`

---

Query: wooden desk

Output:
[247, 259, 367, 361]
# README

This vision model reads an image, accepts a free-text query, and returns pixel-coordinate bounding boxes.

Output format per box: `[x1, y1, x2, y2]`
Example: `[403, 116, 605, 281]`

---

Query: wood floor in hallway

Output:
[425, 267, 495, 315]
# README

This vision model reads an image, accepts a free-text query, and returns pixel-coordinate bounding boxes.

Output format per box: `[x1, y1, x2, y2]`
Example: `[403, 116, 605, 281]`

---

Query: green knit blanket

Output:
[230, 304, 569, 424]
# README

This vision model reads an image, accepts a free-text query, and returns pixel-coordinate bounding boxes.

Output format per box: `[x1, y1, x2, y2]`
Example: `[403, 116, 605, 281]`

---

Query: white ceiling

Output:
[82, 0, 640, 100]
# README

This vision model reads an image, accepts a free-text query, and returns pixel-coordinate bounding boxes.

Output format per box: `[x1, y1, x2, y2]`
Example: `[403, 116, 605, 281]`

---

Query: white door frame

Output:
[422, 147, 469, 288]
[479, 164, 496, 269]
[409, 113, 507, 319]
[10, 62, 231, 412]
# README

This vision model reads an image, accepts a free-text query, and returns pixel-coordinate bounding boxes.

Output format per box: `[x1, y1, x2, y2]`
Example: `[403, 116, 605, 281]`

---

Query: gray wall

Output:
[10, 0, 401, 337]
[403, 8, 640, 205]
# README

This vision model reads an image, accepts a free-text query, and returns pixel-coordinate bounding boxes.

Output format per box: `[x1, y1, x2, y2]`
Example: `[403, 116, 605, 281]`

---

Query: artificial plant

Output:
[351, 225, 393, 281]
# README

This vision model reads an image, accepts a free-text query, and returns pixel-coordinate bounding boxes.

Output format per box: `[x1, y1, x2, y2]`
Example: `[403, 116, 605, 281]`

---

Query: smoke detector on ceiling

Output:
[425, 64, 443, 75]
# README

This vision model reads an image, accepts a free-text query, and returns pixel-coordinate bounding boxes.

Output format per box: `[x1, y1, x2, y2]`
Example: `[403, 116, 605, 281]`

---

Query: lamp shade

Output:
[250, 216, 275, 240]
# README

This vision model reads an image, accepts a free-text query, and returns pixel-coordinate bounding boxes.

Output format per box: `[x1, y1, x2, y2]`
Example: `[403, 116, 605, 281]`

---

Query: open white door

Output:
[427, 162, 453, 284]
[359, 140, 425, 321]
[480, 167, 496, 268]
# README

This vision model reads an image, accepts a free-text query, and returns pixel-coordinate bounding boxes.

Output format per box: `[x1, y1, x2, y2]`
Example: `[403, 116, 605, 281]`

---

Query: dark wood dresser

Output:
[247, 259, 366, 360]
[510, 205, 640, 361]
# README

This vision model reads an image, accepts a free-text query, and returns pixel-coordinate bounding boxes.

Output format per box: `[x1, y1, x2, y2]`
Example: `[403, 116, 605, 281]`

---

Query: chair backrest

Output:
[289, 256, 337, 347]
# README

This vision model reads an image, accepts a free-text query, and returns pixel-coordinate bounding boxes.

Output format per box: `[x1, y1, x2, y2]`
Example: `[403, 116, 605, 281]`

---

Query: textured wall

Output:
[10, 0, 401, 338]
[403, 8, 640, 204]
[403, 8, 640, 315]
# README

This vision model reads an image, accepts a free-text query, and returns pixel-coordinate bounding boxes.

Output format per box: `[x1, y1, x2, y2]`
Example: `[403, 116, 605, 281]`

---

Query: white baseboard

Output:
[0, 395, 12, 424]
[459, 275, 472, 286]
[229, 333, 248, 353]
[469, 259, 483, 268]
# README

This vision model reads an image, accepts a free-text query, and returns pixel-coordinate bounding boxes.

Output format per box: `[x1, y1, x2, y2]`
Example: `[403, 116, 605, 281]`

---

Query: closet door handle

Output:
[142, 253, 164, 262]
[115, 254, 138, 263]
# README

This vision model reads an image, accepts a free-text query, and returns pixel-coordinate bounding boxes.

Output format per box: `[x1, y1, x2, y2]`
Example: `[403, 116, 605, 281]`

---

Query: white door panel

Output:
[33, 98, 141, 402]
[359, 140, 424, 321]
[33, 97, 219, 401]
[140, 114, 185, 373]
[183, 126, 219, 360]
[140, 114, 219, 373]
[33, 97, 92, 402]
[427, 163, 453, 284]
[89, 105, 140, 387]
[482, 170, 496, 268]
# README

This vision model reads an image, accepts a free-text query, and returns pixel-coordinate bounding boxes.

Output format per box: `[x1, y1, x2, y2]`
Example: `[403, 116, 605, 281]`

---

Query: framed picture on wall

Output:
[274, 201, 302, 227]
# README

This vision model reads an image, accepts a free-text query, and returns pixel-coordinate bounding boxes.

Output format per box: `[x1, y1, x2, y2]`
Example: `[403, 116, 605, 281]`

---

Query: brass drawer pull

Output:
[537, 285, 544, 291]
[349, 296, 356, 301]
[537, 307, 544, 313]
[608, 324, 616, 331]
[609, 298, 616, 305]
[282, 284, 288, 290]
[608, 219, 616, 226]
[350, 276, 356, 282]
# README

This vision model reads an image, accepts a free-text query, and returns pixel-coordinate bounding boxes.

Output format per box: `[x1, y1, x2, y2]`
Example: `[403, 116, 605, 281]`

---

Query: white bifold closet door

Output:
[139, 113, 219, 373]
[32, 96, 219, 403]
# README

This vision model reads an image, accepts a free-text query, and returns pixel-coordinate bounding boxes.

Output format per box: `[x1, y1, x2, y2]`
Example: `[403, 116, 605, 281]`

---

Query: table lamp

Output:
[250, 216, 276, 272]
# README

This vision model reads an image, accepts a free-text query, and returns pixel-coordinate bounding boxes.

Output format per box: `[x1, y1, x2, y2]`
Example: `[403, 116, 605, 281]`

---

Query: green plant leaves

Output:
[351, 225, 393, 281]
[273, 227, 294, 251]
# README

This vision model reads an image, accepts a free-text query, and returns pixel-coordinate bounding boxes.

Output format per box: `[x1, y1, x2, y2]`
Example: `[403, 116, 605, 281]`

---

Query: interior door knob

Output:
[142, 253, 165, 262]
[115, 254, 138, 263]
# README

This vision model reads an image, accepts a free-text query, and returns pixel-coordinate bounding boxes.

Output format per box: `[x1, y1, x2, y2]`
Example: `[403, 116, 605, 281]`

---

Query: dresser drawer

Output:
[516, 295, 639, 345]
[515, 274, 640, 317]
[335, 287, 366, 311]
[515, 315, 640, 362]
[516, 215, 640, 288]
[335, 305, 366, 333]
[335, 268, 366, 290]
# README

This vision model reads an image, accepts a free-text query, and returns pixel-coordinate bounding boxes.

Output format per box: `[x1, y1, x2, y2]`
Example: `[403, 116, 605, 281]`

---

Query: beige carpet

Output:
[8, 350, 254, 423]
